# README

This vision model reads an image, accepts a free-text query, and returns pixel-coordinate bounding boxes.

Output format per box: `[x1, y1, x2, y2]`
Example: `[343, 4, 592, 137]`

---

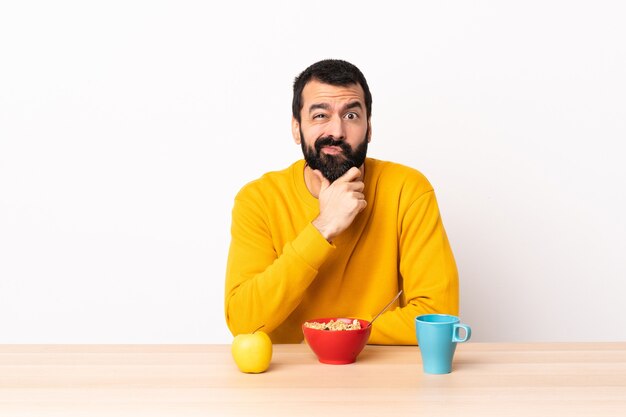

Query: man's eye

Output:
[345, 112, 359, 120]
[313, 114, 327, 119]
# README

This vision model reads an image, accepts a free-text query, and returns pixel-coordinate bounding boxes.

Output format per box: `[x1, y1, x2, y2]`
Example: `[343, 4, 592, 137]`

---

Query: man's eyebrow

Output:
[308, 103, 330, 113]
[308, 101, 363, 113]
[343, 101, 363, 111]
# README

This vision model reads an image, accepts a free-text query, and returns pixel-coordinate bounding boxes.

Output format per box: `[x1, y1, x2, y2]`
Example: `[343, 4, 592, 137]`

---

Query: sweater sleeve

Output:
[368, 190, 459, 345]
[224, 195, 334, 337]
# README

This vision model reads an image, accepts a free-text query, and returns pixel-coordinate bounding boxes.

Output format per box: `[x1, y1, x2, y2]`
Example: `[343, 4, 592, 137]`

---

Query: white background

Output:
[1, 1, 625, 343]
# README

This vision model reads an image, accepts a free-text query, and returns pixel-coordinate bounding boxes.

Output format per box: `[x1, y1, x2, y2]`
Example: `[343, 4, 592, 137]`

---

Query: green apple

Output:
[231, 327, 273, 373]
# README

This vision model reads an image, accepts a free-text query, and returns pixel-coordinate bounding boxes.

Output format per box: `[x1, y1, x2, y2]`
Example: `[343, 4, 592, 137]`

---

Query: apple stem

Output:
[252, 324, 265, 334]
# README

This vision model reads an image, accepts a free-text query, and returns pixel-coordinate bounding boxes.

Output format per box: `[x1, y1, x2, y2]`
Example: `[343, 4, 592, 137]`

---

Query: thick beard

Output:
[300, 128, 369, 183]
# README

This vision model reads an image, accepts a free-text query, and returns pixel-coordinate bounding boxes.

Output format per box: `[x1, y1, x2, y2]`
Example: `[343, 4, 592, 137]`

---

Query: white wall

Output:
[1, 1, 624, 343]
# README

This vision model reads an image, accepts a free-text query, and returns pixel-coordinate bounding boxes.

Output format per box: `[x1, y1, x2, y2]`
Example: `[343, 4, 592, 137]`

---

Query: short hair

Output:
[292, 59, 372, 123]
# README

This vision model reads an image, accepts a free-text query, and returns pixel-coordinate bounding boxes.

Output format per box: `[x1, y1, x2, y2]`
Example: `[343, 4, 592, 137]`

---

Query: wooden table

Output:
[1, 343, 625, 416]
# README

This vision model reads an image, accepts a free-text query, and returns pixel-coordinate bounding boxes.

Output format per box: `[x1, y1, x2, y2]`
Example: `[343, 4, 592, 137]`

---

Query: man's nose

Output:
[326, 115, 346, 140]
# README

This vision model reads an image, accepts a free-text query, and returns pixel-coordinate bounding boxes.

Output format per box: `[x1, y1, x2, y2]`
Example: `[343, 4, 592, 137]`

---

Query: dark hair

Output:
[292, 59, 372, 123]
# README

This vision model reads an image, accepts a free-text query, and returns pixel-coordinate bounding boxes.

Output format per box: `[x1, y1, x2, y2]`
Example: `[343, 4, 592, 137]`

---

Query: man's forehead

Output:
[302, 80, 365, 105]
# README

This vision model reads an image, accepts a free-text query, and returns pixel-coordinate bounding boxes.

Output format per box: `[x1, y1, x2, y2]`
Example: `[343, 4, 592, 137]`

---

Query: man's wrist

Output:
[312, 218, 334, 242]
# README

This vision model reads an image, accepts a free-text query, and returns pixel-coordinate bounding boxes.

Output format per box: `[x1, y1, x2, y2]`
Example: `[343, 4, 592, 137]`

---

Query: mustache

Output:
[314, 137, 352, 153]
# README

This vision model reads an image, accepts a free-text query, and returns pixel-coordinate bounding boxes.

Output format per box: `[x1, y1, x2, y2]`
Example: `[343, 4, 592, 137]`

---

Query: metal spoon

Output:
[367, 290, 403, 328]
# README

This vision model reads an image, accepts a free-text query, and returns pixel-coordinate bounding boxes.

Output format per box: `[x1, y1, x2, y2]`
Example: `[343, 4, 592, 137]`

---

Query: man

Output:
[225, 59, 458, 345]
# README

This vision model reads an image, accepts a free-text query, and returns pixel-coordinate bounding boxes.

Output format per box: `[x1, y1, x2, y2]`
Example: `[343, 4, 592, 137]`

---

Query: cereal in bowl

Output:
[303, 319, 362, 331]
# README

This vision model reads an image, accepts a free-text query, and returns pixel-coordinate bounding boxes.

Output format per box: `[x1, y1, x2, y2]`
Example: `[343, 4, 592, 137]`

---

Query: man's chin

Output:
[319, 154, 347, 167]
[319, 162, 356, 183]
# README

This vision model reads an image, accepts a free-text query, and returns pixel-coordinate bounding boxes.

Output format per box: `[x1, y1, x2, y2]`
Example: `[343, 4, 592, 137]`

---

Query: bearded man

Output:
[224, 59, 459, 344]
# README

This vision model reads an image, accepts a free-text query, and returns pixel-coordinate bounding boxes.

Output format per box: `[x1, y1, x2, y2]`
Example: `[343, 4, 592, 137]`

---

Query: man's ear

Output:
[292, 117, 301, 144]
[367, 120, 372, 143]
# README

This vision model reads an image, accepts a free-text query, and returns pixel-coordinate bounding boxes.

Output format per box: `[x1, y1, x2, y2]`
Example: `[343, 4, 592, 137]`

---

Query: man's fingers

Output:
[347, 181, 365, 192]
[336, 167, 362, 183]
[358, 199, 367, 213]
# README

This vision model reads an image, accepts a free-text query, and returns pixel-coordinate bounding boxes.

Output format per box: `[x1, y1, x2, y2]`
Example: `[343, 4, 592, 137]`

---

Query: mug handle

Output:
[452, 324, 471, 343]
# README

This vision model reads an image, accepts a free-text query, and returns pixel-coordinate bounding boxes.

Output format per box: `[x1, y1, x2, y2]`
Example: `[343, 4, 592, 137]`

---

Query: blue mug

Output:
[415, 314, 471, 374]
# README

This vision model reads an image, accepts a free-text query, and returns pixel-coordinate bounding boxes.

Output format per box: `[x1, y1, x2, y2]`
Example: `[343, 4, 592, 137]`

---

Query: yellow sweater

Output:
[225, 158, 458, 345]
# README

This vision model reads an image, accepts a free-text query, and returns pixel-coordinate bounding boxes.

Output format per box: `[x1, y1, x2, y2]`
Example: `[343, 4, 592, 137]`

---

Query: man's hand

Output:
[312, 167, 367, 242]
